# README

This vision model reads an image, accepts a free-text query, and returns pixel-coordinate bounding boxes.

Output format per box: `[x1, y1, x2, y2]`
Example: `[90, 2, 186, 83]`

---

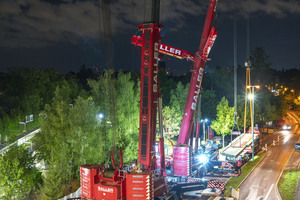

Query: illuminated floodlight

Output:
[97, 113, 104, 122]
[98, 113, 104, 119]
[247, 85, 260, 89]
[196, 154, 209, 164]
[248, 94, 254, 100]
[201, 119, 209, 123]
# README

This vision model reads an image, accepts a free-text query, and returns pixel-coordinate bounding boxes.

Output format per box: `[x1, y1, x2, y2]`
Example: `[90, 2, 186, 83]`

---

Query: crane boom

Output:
[172, 0, 217, 177]
[177, 0, 217, 145]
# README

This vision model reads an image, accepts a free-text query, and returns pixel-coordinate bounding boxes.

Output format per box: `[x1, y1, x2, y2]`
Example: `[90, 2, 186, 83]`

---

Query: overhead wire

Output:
[130, 0, 134, 135]
[95, 0, 103, 78]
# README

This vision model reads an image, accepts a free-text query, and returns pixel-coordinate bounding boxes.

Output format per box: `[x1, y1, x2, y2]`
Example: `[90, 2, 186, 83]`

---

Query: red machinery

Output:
[134, 0, 218, 178]
[173, 0, 217, 177]
[81, 0, 167, 199]
[80, 0, 218, 199]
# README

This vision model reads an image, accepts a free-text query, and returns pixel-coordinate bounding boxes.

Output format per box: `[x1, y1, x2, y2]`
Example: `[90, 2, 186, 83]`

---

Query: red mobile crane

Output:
[80, 0, 217, 199]
[80, 0, 167, 199]
[133, 0, 218, 178]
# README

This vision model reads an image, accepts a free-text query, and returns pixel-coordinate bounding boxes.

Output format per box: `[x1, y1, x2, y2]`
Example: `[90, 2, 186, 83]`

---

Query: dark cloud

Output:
[1, 0, 299, 49]
[218, 0, 300, 18]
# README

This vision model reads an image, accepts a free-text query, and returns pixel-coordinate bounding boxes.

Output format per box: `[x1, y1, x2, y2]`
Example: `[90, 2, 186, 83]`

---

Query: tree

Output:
[0, 145, 42, 199]
[201, 90, 218, 120]
[250, 47, 274, 85]
[158, 67, 177, 106]
[39, 157, 63, 200]
[88, 71, 140, 164]
[210, 97, 234, 148]
[34, 80, 75, 186]
[162, 106, 181, 142]
[169, 81, 189, 117]
[34, 70, 140, 194]
[209, 66, 233, 102]
[161, 81, 189, 141]
[0, 68, 66, 143]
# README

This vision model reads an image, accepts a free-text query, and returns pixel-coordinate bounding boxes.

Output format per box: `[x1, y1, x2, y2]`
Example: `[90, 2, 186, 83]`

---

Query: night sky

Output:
[1, 0, 300, 76]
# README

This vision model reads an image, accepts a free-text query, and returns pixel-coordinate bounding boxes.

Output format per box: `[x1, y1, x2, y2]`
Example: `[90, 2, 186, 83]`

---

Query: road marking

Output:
[264, 183, 274, 200]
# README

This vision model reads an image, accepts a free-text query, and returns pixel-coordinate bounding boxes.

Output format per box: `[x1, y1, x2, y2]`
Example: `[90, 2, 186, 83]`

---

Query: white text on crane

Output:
[159, 44, 181, 56]
[191, 67, 204, 110]
[153, 42, 159, 93]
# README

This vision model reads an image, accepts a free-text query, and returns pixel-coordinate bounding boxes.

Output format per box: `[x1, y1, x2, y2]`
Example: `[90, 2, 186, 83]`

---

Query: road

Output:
[239, 111, 300, 200]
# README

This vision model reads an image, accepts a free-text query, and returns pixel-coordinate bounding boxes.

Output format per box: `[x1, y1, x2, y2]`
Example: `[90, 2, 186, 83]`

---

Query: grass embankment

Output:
[278, 170, 300, 200]
[224, 151, 267, 197]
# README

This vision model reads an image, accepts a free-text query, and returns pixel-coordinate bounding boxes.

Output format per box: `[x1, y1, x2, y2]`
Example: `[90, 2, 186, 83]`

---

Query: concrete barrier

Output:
[59, 188, 81, 200]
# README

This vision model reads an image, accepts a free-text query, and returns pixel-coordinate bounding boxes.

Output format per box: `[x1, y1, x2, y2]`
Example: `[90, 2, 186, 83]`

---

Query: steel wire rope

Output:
[96, 0, 103, 78]
[129, 0, 138, 139]
[96, 0, 107, 153]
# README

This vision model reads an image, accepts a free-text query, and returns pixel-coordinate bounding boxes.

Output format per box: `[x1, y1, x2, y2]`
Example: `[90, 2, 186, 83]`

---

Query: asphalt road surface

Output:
[239, 111, 300, 200]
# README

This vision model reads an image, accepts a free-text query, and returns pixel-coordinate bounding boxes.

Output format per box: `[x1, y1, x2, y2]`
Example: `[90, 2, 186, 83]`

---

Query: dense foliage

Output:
[0, 145, 42, 199]
[33, 70, 139, 198]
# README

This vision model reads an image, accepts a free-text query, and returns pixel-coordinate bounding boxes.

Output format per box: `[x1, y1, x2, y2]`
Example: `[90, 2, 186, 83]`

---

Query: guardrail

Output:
[0, 127, 40, 155]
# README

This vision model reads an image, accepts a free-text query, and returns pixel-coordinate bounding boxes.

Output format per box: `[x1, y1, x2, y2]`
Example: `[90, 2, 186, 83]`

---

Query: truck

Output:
[210, 132, 261, 175]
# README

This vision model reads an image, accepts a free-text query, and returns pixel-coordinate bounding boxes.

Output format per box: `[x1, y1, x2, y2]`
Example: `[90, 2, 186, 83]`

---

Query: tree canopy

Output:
[210, 97, 235, 147]
[0, 145, 42, 199]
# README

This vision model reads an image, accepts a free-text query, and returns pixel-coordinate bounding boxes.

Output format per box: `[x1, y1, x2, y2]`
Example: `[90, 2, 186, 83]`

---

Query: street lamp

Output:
[247, 85, 260, 162]
[291, 89, 295, 99]
[19, 121, 26, 132]
[97, 113, 104, 122]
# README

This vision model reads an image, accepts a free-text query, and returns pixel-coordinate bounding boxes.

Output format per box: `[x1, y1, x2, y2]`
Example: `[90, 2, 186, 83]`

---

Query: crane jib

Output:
[159, 43, 182, 56]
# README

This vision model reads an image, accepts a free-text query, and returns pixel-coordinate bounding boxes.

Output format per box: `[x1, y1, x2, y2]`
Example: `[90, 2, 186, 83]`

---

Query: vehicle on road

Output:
[282, 124, 292, 130]
[295, 143, 300, 151]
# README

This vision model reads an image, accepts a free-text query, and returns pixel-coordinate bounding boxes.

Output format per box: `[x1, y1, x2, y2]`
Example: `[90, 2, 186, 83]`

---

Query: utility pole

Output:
[231, 20, 240, 146]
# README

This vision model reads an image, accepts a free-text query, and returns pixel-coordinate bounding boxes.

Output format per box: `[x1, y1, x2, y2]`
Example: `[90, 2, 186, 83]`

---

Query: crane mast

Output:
[173, 0, 217, 177]
[137, 22, 161, 170]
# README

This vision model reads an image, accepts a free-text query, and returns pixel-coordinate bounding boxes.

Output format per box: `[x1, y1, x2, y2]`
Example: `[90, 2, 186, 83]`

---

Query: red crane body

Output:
[169, 0, 217, 177]
[132, 0, 218, 178]
[137, 23, 161, 171]
[177, 0, 217, 145]
[80, 1, 218, 199]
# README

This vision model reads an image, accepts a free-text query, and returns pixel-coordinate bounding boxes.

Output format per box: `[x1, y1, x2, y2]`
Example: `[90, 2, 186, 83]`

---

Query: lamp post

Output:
[247, 85, 260, 162]
[291, 89, 295, 99]
[19, 121, 26, 132]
